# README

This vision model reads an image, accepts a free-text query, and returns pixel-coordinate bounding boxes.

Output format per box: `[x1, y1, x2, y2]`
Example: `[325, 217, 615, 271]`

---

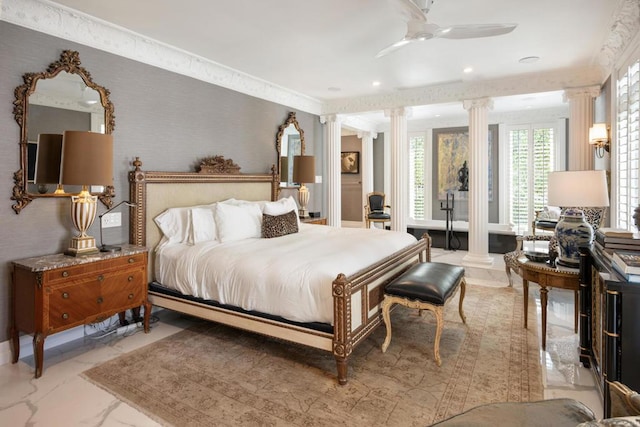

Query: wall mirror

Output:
[11, 50, 115, 214]
[276, 112, 305, 187]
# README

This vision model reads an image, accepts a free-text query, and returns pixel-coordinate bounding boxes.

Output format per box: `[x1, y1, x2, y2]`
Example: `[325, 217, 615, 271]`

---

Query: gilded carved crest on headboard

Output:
[197, 155, 241, 174]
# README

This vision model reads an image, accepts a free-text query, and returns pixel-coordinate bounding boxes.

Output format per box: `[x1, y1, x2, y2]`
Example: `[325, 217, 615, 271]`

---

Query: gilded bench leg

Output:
[458, 278, 467, 324]
[432, 307, 444, 366]
[381, 296, 394, 353]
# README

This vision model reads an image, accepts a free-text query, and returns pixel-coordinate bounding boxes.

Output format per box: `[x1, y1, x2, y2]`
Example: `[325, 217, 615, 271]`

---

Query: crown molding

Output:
[2, 0, 636, 121]
[0, 0, 324, 115]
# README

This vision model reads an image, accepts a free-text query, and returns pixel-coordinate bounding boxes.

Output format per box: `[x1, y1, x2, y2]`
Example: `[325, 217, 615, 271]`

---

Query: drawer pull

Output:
[97, 275, 104, 282]
[62, 271, 69, 278]
[128, 258, 135, 264]
[97, 296, 104, 304]
[128, 293, 134, 300]
[62, 292, 69, 299]
[128, 275, 134, 282]
[62, 313, 68, 319]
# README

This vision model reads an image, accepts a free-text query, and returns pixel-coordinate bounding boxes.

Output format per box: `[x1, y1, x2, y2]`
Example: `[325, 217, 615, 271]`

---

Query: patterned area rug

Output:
[83, 284, 542, 426]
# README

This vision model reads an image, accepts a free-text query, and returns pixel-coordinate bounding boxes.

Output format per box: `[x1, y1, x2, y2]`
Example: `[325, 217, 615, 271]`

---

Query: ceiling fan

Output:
[376, 0, 517, 58]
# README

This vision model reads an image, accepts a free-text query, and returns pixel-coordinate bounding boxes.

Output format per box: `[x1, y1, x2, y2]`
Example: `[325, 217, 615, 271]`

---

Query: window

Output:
[507, 125, 556, 234]
[409, 134, 426, 219]
[616, 54, 640, 230]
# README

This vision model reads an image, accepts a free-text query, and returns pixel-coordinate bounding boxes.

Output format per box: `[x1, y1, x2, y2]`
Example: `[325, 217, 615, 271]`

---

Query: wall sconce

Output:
[589, 123, 609, 158]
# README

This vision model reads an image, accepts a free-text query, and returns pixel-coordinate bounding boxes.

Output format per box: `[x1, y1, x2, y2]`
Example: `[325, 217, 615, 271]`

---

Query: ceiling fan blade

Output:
[436, 24, 517, 40]
[389, 0, 427, 23]
[375, 38, 414, 58]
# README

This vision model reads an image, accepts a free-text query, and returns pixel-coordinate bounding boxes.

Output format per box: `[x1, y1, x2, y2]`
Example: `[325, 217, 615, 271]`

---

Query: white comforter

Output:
[155, 224, 417, 324]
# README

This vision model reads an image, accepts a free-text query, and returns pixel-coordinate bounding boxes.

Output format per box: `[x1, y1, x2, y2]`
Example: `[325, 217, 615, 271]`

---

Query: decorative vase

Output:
[555, 209, 593, 267]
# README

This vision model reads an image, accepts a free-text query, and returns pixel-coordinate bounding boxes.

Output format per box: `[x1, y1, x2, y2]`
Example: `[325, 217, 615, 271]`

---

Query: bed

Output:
[129, 156, 431, 384]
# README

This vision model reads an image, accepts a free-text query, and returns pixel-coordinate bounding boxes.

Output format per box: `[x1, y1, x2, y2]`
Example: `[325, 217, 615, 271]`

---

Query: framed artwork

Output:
[435, 125, 495, 200]
[341, 151, 359, 174]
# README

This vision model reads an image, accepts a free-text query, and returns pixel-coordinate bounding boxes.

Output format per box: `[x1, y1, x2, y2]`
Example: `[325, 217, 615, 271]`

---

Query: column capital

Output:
[463, 98, 493, 111]
[320, 114, 339, 124]
[357, 131, 378, 140]
[563, 85, 600, 102]
[384, 107, 412, 118]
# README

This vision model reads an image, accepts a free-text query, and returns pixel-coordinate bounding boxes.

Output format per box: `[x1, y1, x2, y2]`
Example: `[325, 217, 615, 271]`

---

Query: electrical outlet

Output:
[102, 212, 121, 228]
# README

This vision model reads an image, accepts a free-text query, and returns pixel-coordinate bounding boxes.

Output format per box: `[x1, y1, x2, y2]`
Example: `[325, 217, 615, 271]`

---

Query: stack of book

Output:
[593, 227, 640, 262]
[612, 250, 640, 283]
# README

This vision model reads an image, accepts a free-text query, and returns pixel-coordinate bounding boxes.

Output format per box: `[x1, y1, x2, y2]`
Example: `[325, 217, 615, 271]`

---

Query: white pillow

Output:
[263, 196, 300, 227]
[221, 198, 267, 211]
[215, 202, 262, 242]
[189, 206, 217, 244]
[154, 207, 192, 244]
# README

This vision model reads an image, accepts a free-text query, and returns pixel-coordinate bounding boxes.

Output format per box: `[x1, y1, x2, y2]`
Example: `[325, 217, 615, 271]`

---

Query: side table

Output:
[516, 255, 580, 350]
[10, 245, 150, 378]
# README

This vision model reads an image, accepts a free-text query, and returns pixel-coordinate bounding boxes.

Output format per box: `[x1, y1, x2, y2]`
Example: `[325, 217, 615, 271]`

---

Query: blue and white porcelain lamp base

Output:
[555, 209, 593, 268]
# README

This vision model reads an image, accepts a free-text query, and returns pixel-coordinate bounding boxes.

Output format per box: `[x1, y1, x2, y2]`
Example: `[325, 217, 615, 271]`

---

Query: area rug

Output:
[83, 284, 543, 426]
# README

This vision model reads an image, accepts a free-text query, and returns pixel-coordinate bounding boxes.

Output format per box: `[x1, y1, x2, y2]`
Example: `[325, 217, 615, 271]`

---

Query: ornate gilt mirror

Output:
[276, 112, 305, 188]
[11, 50, 115, 214]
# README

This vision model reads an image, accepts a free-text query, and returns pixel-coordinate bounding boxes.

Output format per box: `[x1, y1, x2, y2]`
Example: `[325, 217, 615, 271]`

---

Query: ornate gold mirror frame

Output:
[276, 112, 305, 188]
[11, 50, 115, 214]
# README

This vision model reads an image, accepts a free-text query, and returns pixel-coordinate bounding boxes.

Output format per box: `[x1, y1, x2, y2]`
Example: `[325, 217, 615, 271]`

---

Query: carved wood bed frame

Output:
[129, 156, 431, 384]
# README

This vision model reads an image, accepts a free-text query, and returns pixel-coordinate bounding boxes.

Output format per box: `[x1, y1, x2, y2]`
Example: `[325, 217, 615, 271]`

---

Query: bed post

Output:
[421, 233, 432, 262]
[332, 273, 353, 385]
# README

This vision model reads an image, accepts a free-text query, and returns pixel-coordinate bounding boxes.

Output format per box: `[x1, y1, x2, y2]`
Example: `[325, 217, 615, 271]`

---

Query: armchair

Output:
[364, 192, 391, 229]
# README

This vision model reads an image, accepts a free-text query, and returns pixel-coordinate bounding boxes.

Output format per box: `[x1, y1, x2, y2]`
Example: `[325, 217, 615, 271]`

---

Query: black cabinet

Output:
[579, 247, 640, 417]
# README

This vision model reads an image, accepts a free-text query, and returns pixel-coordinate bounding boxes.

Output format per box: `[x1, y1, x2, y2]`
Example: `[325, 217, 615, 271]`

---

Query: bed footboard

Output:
[331, 233, 431, 384]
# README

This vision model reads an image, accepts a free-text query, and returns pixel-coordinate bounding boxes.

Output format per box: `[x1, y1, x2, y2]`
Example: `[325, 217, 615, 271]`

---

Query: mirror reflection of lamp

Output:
[34, 134, 65, 195]
[279, 156, 289, 184]
[293, 155, 315, 218]
[60, 130, 113, 256]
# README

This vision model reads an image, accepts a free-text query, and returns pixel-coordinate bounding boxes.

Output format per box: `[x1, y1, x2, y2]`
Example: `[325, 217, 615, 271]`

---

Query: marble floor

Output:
[0, 248, 603, 426]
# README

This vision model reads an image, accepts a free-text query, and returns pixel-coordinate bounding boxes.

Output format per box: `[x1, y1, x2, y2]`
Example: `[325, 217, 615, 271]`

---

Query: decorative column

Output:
[385, 108, 410, 232]
[463, 98, 494, 266]
[359, 131, 376, 220]
[564, 86, 600, 171]
[320, 114, 342, 227]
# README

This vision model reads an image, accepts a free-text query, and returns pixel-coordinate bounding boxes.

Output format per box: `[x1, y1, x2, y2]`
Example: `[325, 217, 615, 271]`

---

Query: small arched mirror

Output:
[276, 112, 305, 187]
[11, 50, 115, 214]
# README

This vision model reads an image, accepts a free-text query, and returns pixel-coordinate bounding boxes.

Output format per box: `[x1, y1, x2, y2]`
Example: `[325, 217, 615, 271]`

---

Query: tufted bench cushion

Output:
[381, 262, 466, 366]
[385, 262, 465, 305]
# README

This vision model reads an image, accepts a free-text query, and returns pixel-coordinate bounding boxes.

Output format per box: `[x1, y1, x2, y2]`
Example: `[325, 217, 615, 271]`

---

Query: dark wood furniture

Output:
[579, 247, 640, 417]
[10, 245, 150, 378]
[516, 255, 580, 350]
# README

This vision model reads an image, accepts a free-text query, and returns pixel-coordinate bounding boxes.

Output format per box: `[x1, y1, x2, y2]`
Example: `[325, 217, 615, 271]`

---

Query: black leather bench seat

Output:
[385, 262, 465, 305]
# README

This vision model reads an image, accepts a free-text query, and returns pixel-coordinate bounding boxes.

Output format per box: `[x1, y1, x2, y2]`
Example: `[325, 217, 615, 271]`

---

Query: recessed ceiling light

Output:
[519, 56, 540, 64]
[327, 87, 341, 92]
[372, 81, 381, 87]
[463, 67, 473, 73]
[435, 114, 441, 117]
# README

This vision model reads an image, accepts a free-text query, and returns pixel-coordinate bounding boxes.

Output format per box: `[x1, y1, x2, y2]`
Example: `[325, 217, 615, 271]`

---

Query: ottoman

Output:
[381, 262, 466, 366]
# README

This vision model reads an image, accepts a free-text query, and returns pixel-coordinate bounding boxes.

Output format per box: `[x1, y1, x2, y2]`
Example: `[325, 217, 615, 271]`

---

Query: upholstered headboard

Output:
[128, 157, 278, 279]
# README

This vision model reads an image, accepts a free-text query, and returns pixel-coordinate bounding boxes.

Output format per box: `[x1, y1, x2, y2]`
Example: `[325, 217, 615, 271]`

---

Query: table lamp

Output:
[547, 170, 609, 267]
[293, 155, 315, 218]
[34, 134, 64, 195]
[60, 130, 114, 256]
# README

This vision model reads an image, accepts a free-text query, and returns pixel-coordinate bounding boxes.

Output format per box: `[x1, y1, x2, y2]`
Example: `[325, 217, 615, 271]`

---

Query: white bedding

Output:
[155, 224, 417, 324]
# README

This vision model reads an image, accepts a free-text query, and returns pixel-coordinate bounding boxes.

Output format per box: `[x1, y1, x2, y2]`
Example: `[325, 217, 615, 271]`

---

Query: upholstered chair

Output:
[364, 192, 391, 229]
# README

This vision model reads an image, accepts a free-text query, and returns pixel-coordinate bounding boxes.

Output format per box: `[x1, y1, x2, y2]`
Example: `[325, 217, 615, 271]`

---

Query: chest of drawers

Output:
[10, 245, 150, 378]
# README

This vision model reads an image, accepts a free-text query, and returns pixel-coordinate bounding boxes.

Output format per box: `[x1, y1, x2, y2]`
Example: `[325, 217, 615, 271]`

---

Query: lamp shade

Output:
[60, 131, 113, 186]
[547, 170, 609, 208]
[280, 156, 289, 182]
[589, 123, 608, 144]
[34, 134, 63, 184]
[293, 155, 315, 184]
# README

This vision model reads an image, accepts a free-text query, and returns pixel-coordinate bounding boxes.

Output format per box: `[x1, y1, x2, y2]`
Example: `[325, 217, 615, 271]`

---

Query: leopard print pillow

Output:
[262, 210, 299, 238]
